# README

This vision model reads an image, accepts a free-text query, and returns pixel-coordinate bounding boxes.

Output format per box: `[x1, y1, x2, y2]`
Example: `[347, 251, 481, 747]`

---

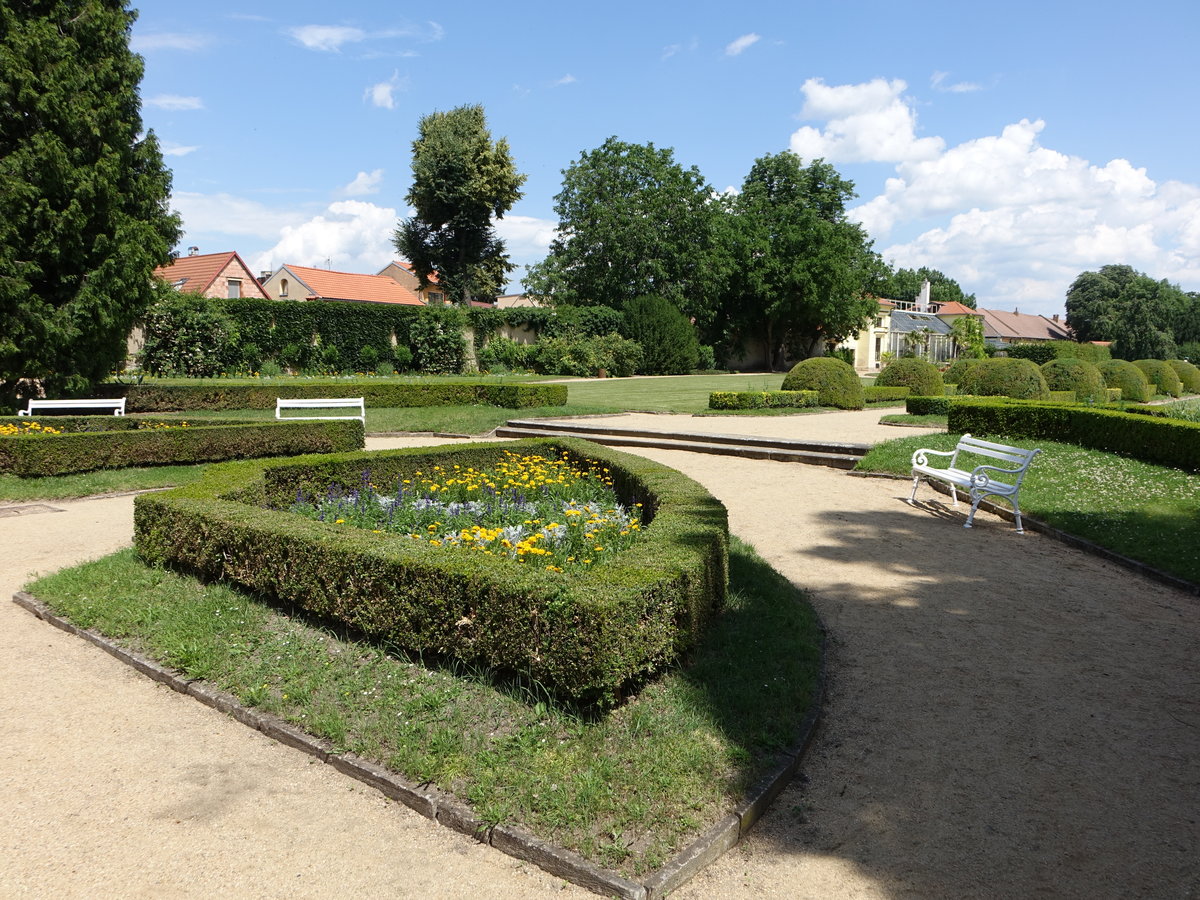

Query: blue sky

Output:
[132, 0, 1200, 318]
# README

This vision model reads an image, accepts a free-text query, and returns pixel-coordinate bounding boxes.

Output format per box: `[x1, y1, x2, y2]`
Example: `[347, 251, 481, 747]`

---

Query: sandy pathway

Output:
[2, 414, 1198, 898]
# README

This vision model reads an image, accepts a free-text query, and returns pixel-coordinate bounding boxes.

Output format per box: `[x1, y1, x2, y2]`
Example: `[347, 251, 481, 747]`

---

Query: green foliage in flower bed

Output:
[707, 390, 818, 410]
[875, 357, 944, 396]
[956, 358, 1051, 400]
[781, 357, 864, 409]
[133, 438, 729, 707]
[862, 385, 910, 404]
[1134, 359, 1183, 398]
[0, 416, 363, 477]
[95, 381, 567, 412]
[947, 399, 1200, 471]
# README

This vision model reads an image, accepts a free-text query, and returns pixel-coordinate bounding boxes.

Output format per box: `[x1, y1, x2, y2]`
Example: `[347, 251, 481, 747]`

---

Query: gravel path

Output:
[2, 411, 1197, 898]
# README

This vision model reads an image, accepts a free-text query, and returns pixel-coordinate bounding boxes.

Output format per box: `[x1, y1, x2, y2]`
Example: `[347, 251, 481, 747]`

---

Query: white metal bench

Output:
[18, 398, 126, 416]
[909, 433, 1041, 533]
[275, 397, 365, 424]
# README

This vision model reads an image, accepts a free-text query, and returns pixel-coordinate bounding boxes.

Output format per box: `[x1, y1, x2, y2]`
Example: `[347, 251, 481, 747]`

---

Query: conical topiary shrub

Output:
[781, 356, 864, 409]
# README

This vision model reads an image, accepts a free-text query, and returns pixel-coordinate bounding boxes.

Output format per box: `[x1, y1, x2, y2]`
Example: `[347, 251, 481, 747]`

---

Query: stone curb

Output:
[850, 471, 1200, 596]
[11, 590, 827, 900]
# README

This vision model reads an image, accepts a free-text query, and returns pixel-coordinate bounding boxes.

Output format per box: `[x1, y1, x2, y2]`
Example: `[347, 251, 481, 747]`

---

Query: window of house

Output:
[280, 278, 289, 298]
[227, 279, 242, 298]
[429, 291, 444, 303]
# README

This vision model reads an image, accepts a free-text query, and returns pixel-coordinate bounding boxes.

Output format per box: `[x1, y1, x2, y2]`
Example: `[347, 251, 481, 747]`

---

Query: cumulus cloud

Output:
[250, 200, 399, 273]
[790, 77, 944, 164]
[145, 94, 204, 111]
[365, 70, 406, 109]
[554, 74, 577, 86]
[342, 169, 384, 196]
[288, 25, 367, 52]
[803, 78, 1200, 313]
[171, 192, 301, 239]
[132, 32, 211, 52]
[931, 71, 982, 93]
[725, 33, 761, 56]
[495, 215, 558, 259]
[160, 141, 200, 157]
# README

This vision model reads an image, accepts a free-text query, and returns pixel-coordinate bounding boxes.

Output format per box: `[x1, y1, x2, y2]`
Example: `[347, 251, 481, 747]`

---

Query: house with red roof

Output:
[976, 307, 1071, 344]
[152, 249, 270, 300]
[259, 264, 424, 306]
[376, 261, 446, 305]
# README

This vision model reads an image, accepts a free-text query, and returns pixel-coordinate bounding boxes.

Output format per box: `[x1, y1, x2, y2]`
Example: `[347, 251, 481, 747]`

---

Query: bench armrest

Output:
[911, 448, 954, 467]
[968, 462, 1024, 490]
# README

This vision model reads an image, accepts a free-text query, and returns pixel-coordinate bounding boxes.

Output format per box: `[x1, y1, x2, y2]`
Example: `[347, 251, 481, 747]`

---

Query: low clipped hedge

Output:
[1040, 358, 1107, 403]
[906, 389, 1121, 417]
[781, 357, 864, 409]
[133, 438, 729, 707]
[1098, 360, 1153, 403]
[862, 386, 910, 404]
[708, 390, 818, 410]
[1133, 360, 1182, 398]
[947, 399, 1200, 471]
[0, 416, 364, 477]
[956, 358, 1051, 400]
[1167, 359, 1200, 394]
[94, 381, 568, 412]
[875, 358, 944, 396]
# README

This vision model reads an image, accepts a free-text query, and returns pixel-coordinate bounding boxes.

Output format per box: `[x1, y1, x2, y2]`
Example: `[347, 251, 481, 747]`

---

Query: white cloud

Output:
[342, 169, 384, 196]
[132, 32, 211, 52]
[250, 200, 399, 273]
[171, 192, 301, 239]
[161, 141, 200, 157]
[931, 71, 982, 93]
[495, 215, 558, 260]
[802, 78, 1200, 314]
[554, 74, 577, 87]
[725, 33, 761, 56]
[365, 70, 406, 109]
[287, 25, 366, 52]
[146, 94, 204, 111]
[790, 77, 944, 164]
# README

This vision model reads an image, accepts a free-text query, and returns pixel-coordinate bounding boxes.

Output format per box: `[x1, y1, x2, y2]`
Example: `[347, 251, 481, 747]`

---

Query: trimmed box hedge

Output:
[133, 438, 729, 707]
[0, 416, 364, 477]
[947, 399, 1200, 471]
[862, 386, 910, 404]
[708, 390, 818, 410]
[94, 381, 568, 412]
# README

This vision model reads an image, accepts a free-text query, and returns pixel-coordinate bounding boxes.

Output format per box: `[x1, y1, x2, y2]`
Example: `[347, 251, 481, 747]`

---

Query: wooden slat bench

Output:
[18, 398, 126, 416]
[909, 433, 1041, 533]
[275, 397, 365, 424]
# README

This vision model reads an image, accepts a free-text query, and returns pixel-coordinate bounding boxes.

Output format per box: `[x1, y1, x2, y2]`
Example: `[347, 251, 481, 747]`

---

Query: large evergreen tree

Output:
[395, 104, 526, 306]
[0, 0, 180, 402]
[523, 137, 732, 331]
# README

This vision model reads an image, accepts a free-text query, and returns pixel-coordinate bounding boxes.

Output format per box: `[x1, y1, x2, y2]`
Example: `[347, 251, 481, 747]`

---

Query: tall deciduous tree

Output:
[721, 153, 882, 369]
[395, 104, 525, 305]
[878, 266, 977, 308]
[0, 0, 180, 402]
[523, 138, 732, 331]
[1064, 264, 1138, 342]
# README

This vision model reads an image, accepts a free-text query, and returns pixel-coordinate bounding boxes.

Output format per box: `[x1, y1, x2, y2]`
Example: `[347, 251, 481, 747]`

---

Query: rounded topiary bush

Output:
[943, 357, 984, 385]
[621, 295, 699, 375]
[1098, 360, 1152, 402]
[1134, 359, 1183, 398]
[1040, 358, 1107, 403]
[1166, 358, 1200, 394]
[955, 358, 1050, 400]
[875, 357, 944, 396]
[781, 357, 864, 409]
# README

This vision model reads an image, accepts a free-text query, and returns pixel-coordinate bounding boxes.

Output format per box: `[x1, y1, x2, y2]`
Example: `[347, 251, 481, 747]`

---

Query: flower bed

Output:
[0, 416, 363, 477]
[134, 438, 729, 706]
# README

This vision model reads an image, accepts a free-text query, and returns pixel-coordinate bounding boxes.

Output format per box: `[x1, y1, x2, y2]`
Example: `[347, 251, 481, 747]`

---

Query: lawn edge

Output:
[11, 588, 827, 900]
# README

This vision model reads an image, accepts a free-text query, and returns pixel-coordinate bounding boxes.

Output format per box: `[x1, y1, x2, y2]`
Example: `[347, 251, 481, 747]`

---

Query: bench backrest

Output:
[19, 398, 125, 416]
[276, 397, 364, 409]
[953, 434, 1040, 482]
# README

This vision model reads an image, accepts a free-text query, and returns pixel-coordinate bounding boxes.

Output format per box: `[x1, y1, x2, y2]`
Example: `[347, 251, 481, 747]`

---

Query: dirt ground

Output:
[2, 411, 1197, 898]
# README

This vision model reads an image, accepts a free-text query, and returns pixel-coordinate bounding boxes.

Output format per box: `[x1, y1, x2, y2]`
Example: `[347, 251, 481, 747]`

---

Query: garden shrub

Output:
[94, 382, 567, 412]
[409, 310, 467, 374]
[1040, 358, 1107, 403]
[875, 358, 944, 397]
[1167, 359, 1200, 394]
[955, 358, 1050, 400]
[391, 345, 414, 372]
[478, 336, 536, 373]
[942, 358, 983, 385]
[140, 298, 241, 377]
[1005, 342, 1057, 365]
[781, 357, 864, 409]
[1097, 360, 1152, 403]
[1133, 359, 1182, 398]
[357, 345, 380, 372]
[133, 438, 729, 707]
[946, 399, 1200, 472]
[862, 386, 910, 404]
[708, 390, 818, 410]
[696, 345, 717, 372]
[906, 395, 956, 416]
[0, 417, 363, 477]
[621, 296, 700, 375]
[532, 334, 642, 378]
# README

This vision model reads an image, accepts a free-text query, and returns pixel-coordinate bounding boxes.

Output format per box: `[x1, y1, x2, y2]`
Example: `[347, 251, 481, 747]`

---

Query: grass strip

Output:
[0, 465, 211, 502]
[878, 413, 950, 427]
[25, 537, 821, 877]
[858, 432, 1200, 585]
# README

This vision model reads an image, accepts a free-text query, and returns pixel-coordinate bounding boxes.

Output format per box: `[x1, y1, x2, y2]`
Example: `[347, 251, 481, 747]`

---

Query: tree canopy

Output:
[877, 266, 976, 309]
[395, 104, 526, 305]
[0, 0, 180, 402]
[1065, 263, 1190, 358]
[718, 153, 882, 368]
[522, 138, 731, 329]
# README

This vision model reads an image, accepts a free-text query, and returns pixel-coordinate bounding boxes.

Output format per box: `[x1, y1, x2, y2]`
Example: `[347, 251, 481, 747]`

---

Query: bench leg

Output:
[908, 473, 920, 503]
[1011, 502, 1025, 535]
[964, 494, 983, 529]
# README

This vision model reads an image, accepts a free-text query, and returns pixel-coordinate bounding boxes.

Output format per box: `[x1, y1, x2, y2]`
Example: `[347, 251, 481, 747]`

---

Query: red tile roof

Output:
[387, 260, 440, 284]
[153, 251, 270, 299]
[977, 308, 1071, 341]
[284, 265, 424, 305]
[935, 301, 981, 316]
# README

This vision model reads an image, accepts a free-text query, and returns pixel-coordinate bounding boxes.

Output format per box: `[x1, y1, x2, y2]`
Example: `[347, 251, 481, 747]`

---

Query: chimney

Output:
[1052, 314, 1060, 322]
[259, 270, 272, 283]
[917, 279, 931, 313]
[188, 246, 199, 256]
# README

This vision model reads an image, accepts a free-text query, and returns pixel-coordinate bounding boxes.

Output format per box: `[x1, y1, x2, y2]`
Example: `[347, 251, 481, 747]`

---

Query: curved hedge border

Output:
[133, 438, 729, 707]
[862, 386, 910, 404]
[946, 399, 1200, 471]
[906, 388, 1123, 417]
[94, 381, 568, 413]
[708, 390, 817, 410]
[0, 417, 364, 477]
